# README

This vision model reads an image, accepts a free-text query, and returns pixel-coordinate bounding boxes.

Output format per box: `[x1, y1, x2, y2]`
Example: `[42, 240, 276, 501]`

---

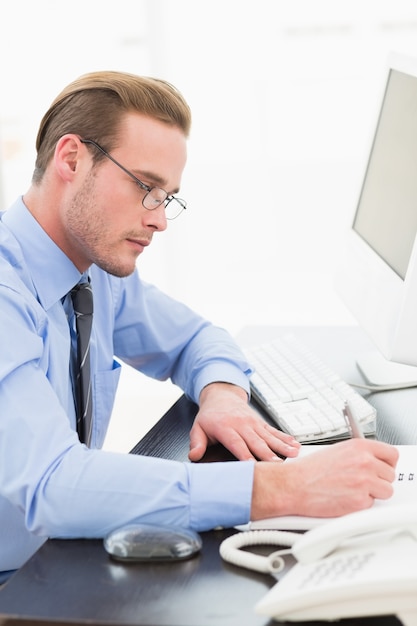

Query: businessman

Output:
[0, 70, 398, 581]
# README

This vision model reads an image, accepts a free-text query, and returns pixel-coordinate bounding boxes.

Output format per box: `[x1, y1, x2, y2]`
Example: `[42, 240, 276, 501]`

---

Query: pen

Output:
[343, 400, 365, 438]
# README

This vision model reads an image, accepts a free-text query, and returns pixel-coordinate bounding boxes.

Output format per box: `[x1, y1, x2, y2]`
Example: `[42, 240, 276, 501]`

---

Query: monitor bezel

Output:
[335, 52, 417, 382]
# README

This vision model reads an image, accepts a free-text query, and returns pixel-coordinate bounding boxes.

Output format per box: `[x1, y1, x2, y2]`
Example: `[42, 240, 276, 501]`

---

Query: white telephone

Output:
[220, 504, 417, 625]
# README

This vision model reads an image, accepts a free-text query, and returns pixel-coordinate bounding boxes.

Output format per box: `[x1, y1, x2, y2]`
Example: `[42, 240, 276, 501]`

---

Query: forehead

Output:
[111, 113, 188, 191]
[116, 112, 187, 180]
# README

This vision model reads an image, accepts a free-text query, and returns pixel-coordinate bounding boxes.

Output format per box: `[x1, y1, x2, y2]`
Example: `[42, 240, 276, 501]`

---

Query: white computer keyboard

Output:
[245, 334, 376, 443]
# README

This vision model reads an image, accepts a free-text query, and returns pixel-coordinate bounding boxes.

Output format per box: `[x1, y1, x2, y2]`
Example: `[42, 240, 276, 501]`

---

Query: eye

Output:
[134, 180, 150, 194]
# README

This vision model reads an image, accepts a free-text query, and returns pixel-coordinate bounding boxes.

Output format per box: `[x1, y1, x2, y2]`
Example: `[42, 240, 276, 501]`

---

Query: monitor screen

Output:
[353, 68, 417, 281]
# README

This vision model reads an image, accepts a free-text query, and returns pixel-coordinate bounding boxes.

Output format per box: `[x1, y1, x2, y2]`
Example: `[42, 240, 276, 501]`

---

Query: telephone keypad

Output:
[299, 552, 374, 589]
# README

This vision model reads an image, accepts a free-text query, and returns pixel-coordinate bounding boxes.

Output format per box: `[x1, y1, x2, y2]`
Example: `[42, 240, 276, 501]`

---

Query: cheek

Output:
[99, 180, 142, 226]
[101, 202, 139, 235]
[73, 168, 141, 235]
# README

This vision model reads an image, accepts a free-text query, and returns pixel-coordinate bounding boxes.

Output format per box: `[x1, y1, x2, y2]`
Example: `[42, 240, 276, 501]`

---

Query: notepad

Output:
[246, 444, 416, 531]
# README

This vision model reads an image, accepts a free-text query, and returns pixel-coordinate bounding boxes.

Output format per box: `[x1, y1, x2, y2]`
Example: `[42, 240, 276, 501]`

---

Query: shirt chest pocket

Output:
[92, 360, 122, 448]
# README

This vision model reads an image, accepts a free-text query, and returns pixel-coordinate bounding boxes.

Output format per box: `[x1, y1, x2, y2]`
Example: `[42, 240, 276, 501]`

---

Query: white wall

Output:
[2, 1, 417, 449]
[141, 0, 417, 332]
[2, 1, 417, 333]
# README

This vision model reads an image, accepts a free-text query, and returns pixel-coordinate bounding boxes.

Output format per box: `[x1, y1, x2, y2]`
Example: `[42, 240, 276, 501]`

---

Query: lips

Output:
[126, 237, 151, 249]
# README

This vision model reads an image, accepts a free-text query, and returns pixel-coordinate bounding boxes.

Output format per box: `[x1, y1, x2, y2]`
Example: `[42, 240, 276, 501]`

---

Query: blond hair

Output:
[33, 70, 191, 183]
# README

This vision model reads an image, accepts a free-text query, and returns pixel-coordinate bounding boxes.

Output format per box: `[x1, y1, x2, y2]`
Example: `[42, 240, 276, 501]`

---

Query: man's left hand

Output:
[188, 382, 301, 462]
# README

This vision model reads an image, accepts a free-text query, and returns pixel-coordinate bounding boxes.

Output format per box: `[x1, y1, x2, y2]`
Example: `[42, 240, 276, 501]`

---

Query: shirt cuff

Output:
[186, 460, 255, 531]
[192, 363, 252, 403]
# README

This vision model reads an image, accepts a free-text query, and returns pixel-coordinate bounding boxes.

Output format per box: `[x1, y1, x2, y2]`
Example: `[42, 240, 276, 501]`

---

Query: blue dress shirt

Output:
[0, 197, 255, 575]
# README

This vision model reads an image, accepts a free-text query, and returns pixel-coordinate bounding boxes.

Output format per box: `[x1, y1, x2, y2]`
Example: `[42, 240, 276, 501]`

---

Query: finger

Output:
[354, 438, 399, 467]
[188, 423, 209, 462]
[262, 424, 301, 457]
[263, 422, 297, 442]
[217, 431, 258, 461]
[368, 457, 397, 500]
[369, 476, 395, 500]
[376, 458, 397, 483]
[250, 423, 300, 459]
[211, 419, 300, 461]
[373, 440, 400, 467]
[227, 427, 295, 462]
[243, 436, 286, 462]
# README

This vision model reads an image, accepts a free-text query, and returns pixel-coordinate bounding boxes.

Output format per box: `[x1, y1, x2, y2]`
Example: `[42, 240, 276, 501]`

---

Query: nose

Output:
[143, 203, 168, 232]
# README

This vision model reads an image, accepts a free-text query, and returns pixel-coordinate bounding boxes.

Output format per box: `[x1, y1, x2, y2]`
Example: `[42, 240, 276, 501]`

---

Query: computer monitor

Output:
[336, 52, 417, 387]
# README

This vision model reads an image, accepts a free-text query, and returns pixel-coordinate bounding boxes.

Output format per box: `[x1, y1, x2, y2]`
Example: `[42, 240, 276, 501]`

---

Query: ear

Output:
[53, 135, 84, 182]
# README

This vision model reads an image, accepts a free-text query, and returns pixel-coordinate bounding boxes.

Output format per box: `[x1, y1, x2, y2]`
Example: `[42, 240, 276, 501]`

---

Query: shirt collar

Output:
[2, 197, 83, 309]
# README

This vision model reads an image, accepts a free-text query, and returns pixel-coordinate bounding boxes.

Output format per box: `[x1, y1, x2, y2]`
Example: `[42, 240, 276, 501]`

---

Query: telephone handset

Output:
[220, 504, 417, 624]
[292, 502, 417, 562]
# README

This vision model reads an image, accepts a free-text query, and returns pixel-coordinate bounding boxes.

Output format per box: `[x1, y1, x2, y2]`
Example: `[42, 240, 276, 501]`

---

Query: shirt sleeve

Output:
[111, 271, 253, 402]
[1, 339, 254, 537]
[1, 347, 254, 539]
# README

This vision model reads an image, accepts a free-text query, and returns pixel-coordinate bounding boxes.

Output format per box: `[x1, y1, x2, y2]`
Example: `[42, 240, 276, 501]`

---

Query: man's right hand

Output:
[250, 438, 399, 521]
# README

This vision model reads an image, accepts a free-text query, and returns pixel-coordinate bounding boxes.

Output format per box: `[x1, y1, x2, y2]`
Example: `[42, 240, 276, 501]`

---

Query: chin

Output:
[95, 257, 137, 278]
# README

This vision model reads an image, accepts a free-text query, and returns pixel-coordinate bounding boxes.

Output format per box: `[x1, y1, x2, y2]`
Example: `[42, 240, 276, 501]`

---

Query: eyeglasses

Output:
[80, 139, 187, 220]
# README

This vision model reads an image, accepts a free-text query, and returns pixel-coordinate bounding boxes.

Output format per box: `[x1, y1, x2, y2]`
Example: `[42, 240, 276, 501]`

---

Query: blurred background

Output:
[2, 0, 417, 450]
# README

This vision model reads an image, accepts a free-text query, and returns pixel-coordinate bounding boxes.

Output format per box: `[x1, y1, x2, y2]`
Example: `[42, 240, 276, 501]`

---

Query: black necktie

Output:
[70, 279, 94, 446]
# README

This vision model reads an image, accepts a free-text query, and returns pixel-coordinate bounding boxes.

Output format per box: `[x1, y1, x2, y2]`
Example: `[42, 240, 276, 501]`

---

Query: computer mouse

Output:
[103, 523, 202, 562]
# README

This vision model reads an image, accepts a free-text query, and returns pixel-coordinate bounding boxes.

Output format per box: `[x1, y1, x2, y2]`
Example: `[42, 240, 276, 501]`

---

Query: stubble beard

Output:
[66, 172, 139, 278]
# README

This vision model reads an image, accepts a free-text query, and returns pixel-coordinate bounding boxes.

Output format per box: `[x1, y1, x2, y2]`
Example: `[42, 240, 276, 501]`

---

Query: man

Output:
[0, 71, 398, 581]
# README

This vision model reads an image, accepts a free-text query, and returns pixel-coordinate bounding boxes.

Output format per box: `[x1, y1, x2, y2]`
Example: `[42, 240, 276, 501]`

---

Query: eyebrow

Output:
[131, 168, 180, 195]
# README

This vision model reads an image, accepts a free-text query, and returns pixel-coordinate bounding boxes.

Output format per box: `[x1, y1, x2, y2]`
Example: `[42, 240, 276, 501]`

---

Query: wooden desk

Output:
[0, 326, 410, 626]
